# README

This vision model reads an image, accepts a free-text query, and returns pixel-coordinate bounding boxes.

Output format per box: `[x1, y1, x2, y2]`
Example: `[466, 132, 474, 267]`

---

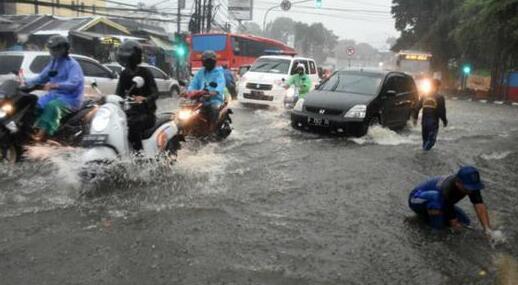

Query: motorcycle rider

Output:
[188, 50, 225, 131]
[25, 35, 84, 141]
[284, 63, 312, 99]
[222, 64, 237, 99]
[413, 79, 448, 151]
[115, 40, 159, 150]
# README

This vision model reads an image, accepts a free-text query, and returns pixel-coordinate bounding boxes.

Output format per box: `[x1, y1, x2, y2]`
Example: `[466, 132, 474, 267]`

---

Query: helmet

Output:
[296, 63, 305, 73]
[46, 35, 70, 58]
[201, 50, 217, 62]
[117, 40, 143, 68]
[201, 50, 217, 71]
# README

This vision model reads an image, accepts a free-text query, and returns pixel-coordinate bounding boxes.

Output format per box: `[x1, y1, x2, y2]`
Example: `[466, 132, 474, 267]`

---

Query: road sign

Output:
[280, 0, 292, 11]
[346, 47, 355, 56]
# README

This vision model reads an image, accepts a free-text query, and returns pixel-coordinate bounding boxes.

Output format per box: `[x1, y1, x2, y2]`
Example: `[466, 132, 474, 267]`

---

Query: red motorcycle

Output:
[175, 86, 232, 140]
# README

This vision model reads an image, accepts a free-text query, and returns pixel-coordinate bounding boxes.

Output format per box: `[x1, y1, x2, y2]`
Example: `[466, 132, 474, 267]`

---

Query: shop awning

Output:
[150, 36, 175, 52]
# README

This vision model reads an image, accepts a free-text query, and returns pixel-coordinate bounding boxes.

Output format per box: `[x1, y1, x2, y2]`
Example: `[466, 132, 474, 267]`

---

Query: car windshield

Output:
[319, 72, 383, 96]
[249, 58, 291, 74]
[0, 55, 23, 75]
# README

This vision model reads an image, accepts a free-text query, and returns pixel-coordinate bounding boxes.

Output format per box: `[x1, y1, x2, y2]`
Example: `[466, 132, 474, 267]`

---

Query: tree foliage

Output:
[391, 0, 518, 96]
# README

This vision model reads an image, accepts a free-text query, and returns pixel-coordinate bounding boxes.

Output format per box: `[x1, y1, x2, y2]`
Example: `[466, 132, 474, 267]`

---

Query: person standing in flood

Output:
[413, 79, 448, 151]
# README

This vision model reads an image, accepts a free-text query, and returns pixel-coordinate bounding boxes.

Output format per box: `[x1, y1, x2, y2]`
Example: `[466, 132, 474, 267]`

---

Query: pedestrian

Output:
[408, 166, 497, 239]
[413, 79, 447, 151]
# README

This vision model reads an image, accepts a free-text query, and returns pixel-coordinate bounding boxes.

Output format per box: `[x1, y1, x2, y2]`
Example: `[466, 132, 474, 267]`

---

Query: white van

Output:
[237, 56, 320, 106]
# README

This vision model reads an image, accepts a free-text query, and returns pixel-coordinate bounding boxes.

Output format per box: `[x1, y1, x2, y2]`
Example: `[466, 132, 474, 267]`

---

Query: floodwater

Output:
[0, 98, 517, 284]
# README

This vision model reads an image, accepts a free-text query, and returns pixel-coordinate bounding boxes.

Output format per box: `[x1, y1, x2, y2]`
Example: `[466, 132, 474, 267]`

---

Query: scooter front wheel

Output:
[0, 143, 21, 163]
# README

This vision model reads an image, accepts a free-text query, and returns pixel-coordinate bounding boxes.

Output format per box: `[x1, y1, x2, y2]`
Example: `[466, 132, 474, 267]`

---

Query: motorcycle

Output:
[80, 76, 180, 172]
[0, 79, 98, 163]
[175, 82, 232, 140]
[283, 86, 300, 110]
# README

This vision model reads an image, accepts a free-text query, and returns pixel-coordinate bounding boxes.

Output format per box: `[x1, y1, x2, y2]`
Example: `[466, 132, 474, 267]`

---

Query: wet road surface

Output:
[0, 98, 517, 284]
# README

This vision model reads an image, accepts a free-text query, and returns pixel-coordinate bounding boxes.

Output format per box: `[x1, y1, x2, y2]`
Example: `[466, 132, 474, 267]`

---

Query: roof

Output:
[0, 15, 53, 34]
[32, 16, 130, 37]
[109, 18, 168, 37]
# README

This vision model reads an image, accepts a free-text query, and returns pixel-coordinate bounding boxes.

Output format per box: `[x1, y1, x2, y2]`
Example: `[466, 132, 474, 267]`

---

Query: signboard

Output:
[404, 54, 430, 61]
[229, 0, 253, 21]
[346, 47, 355, 56]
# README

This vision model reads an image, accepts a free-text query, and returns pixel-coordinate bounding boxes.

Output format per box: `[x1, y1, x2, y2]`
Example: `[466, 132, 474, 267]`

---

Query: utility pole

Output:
[176, 0, 181, 80]
[201, 0, 207, 33]
[35, 0, 39, 14]
[206, 0, 212, 32]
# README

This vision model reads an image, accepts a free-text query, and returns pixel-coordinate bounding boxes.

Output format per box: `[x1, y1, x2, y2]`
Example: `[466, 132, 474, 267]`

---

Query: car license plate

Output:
[308, 117, 329, 126]
[82, 134, 108, 147]
[250, 90, 265, 96]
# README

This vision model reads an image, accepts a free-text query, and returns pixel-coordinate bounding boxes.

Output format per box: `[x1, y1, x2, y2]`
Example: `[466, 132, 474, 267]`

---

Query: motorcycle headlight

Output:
[344, 105, 367, 119]
[0, 103, 14, 118]
[286, 88, 295, 98]
[92, 108, 111, 132]
[419, 79, 432, 95]
[178, 109, 193, 121]
[293, 99, 304, 112]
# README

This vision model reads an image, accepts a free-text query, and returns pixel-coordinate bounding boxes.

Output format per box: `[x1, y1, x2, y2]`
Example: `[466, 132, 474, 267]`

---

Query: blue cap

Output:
[457, 166, 485, 191]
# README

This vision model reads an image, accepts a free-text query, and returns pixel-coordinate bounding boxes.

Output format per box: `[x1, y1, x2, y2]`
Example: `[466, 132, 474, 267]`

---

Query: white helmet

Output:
[296, 63, 305, 73]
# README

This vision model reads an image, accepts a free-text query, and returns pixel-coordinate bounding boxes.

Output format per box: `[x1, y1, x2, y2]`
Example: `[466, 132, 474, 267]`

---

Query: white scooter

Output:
[80, 77, 180, 173]
[283, 86, 300, 110]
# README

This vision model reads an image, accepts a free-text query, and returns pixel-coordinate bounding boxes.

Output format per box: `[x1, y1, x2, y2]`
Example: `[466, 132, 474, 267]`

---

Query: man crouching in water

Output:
[408, 166, 498, 239]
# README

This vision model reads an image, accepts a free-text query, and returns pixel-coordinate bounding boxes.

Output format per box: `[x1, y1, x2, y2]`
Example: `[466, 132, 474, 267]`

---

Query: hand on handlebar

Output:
[131, 96, 146, 104]
[43, 83, 58, 91]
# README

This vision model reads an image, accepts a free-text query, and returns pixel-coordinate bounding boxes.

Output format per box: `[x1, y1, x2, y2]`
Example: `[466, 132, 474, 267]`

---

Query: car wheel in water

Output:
[355, 116, 379, 138]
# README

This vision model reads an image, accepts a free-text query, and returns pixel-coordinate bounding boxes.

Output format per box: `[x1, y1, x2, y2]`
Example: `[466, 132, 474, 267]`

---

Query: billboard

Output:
[229, 0, 253, 21]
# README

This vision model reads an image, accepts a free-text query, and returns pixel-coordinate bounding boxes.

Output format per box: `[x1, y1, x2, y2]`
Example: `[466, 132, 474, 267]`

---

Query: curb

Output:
[447, 96, 518, 106]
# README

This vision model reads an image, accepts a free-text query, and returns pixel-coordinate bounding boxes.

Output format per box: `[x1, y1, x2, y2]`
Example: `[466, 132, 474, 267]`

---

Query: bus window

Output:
[192, 35, 227, 52]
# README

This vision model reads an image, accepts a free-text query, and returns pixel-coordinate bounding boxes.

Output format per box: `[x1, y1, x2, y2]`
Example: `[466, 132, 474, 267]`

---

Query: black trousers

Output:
[126, 111, 155, 150]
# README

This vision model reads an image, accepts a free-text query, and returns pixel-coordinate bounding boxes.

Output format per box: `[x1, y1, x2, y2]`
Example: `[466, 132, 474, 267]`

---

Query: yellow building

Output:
[3, 0, 106, 17]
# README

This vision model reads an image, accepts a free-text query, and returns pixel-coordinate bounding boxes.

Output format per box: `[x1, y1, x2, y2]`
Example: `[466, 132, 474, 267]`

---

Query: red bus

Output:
[188, 33, 296, 72]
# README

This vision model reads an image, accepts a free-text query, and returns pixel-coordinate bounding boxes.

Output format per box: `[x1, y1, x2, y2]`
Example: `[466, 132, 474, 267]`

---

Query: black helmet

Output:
[117, 40, 143, 68]
[201, 50, 217, 71]
[46, 35, 70, 58]
[46, 35, 70, 50]
[201, 50, 217, 62]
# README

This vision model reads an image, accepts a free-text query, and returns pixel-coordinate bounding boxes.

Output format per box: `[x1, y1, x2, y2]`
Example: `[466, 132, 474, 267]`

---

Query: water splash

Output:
[481, 151, 513, 161]
[350, 125, 418, 146]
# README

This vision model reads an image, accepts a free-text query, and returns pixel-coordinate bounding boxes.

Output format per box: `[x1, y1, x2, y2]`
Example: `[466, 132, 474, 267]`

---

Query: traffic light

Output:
[174, 33, 188, 59]
[315, 0, 322, 8]
[462, 64, 471, 75]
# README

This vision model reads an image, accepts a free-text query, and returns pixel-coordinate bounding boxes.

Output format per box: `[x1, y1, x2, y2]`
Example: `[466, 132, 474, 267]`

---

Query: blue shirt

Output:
[223, 68, 235, 87]
[188, 67, 225, 106]
[26, 56, 84, 110]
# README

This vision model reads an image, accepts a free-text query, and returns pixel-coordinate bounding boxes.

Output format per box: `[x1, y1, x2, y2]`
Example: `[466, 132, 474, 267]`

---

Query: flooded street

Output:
[0, 98, 517, 284]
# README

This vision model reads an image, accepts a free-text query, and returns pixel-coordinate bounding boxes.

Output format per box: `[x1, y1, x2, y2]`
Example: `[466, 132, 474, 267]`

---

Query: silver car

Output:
[104, 62, 180, 97]
[0, 51, 118, 97]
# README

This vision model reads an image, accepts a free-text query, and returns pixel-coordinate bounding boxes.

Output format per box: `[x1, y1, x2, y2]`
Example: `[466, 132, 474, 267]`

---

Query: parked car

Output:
[104, 62, 180, 98]
[290, 69, 419, 137]
[237, 55, 320, 107]
[0, 51, 118, 97]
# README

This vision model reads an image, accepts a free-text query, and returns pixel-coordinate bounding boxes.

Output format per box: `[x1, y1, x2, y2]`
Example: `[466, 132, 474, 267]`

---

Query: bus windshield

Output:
[192, 35, 227, 52]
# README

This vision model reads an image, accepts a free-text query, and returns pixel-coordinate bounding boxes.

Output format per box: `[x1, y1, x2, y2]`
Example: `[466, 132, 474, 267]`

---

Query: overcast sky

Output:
[129, 0, 398, 50]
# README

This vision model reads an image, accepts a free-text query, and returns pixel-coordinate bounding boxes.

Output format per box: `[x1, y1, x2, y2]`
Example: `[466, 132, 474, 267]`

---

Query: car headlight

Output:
[92, 108, 111, 132]
[344, 105, 367, 119]
[293, 99, 304, 112]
